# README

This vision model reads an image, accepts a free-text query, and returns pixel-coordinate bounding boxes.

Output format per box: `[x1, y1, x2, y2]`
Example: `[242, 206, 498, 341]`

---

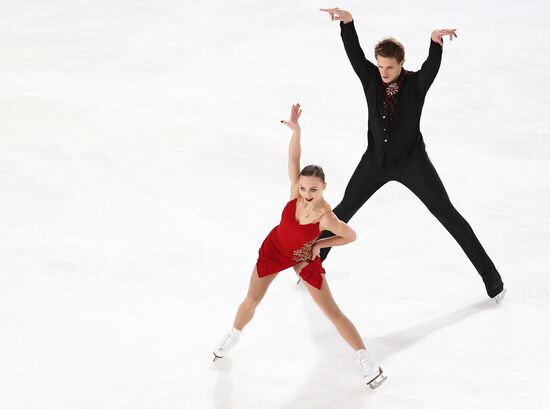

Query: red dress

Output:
[257, 198, 326, 289]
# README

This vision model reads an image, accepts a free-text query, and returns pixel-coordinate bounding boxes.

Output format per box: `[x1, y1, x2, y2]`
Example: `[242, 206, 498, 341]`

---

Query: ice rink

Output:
[1, 0, 549, 408]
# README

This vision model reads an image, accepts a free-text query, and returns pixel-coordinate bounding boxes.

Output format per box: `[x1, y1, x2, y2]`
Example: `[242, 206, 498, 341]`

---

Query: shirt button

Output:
[382, 115, 386, 119]
[383, 128, 386, 131]
[384, 139, 388, 142]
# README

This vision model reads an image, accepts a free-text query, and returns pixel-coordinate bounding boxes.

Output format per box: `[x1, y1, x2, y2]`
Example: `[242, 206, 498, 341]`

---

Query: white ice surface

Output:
[1, 1, 549, 408]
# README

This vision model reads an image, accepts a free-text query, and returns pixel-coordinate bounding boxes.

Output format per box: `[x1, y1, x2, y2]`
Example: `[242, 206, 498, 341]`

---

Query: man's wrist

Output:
[340, 19, 354, 28]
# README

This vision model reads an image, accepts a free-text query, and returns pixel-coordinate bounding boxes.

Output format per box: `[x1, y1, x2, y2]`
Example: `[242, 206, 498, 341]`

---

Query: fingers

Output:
[449, 29, 458, 41]
[282, 103, 302, 125]
[293, 104, 302, 121]
[439, 29, 458, 39]
[319, 8, 335, 20]
[447, 28, 458, 37]
[433, 28, 457, 45]
[320, 7, 345, 21]
[441, 29, 457, 44]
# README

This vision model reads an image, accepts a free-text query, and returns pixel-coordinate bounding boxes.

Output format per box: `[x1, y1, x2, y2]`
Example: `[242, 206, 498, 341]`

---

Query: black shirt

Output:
[340, 20, 443, 167]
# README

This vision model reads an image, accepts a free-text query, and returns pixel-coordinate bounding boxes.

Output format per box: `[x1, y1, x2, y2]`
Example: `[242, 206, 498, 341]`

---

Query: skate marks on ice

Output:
[272, 300, 499, 408]
[370, 300, 496, 362]
[210, 357, 239, 409]
[269, 286, 377, 409]
[208, 282, 373, 409]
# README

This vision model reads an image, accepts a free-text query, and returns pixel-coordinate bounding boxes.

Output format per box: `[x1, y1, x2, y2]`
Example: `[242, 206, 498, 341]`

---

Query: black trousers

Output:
[320, 149, 504, 297]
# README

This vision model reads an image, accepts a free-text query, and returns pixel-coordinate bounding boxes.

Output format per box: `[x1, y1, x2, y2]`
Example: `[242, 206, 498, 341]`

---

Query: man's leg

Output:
[320, 151, 388, 260]
[396, 153, 504, 297]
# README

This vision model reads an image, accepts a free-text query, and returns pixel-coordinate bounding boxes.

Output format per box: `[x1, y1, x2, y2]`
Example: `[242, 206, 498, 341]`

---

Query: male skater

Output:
[318, 7, 505, 302]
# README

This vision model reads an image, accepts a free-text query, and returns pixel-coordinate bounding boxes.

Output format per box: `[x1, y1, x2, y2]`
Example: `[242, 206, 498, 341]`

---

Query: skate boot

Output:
[492, 287, 507, 304]
[483, 270, 504, 301]
[212, 327, 242, 362]
[356, 349, 387, 389]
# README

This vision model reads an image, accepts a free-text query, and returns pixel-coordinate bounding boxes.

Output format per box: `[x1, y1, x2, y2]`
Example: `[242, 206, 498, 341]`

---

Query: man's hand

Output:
[431, 29, 458, 46]
[320, 7, 353, 24]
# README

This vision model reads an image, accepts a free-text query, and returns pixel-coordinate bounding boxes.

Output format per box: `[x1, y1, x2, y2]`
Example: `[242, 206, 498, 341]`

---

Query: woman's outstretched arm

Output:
[281, 103, 303, 200]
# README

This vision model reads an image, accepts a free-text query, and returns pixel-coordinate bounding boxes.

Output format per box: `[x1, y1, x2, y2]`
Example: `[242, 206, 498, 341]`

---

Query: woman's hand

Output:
[320, 7, 353, 24]
[431, 29, 457, 46]
[281, 103, 302, 132]
[311, 242, 321, 260]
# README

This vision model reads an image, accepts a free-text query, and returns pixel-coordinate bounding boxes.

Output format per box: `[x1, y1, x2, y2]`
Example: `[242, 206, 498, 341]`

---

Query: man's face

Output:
[376, 56, 404, 83]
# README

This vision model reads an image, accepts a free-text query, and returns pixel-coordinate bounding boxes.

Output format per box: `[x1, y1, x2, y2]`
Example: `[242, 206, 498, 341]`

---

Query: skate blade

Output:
[493, 288, 507, 304]
[367, 367, 387, 389]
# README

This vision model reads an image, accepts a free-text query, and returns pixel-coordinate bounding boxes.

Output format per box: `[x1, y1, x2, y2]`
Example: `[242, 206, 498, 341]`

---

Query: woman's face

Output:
[299, 175, 326, 205]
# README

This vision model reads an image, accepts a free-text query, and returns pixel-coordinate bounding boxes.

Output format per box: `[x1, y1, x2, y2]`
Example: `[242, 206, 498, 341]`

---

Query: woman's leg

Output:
[294, 263, 365, 351]
[233, 265, 278, 330]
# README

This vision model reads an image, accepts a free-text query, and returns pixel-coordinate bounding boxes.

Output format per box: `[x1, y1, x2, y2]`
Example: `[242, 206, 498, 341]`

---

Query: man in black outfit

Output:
[318, 7, 505, 301]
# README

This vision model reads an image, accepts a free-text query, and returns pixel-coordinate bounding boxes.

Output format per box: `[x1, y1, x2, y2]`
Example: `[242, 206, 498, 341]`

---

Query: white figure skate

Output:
[212, 327, 242, 362]
[492, 287, 507, 304]
[356, 349, 387, 389]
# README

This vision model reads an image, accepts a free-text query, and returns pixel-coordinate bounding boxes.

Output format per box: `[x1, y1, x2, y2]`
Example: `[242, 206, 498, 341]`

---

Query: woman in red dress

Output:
[212, 104, 386, 388]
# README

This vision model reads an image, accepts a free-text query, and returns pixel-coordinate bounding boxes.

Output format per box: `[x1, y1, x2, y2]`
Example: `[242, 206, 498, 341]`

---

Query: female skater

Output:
[212, 104, 386, 389]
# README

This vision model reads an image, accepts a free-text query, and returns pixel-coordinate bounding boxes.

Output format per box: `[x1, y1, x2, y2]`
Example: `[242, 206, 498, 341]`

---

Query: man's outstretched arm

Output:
[320, 8, 378, 82]
[417, 29, 457, 93]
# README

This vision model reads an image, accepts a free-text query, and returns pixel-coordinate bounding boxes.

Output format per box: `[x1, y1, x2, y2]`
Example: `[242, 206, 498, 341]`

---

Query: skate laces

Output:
[219, 335, 233, 350]
[219, 329, 241, 350]
[355, 349, 375, 375]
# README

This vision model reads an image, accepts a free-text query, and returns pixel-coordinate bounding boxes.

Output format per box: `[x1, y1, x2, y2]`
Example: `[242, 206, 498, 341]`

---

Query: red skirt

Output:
[256, 227, 326, 290]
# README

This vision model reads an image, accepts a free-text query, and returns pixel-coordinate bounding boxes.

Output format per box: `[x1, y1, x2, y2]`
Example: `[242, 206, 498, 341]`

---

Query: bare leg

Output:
[233, 265, 278, 330]
[294, 263, 365, 351]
